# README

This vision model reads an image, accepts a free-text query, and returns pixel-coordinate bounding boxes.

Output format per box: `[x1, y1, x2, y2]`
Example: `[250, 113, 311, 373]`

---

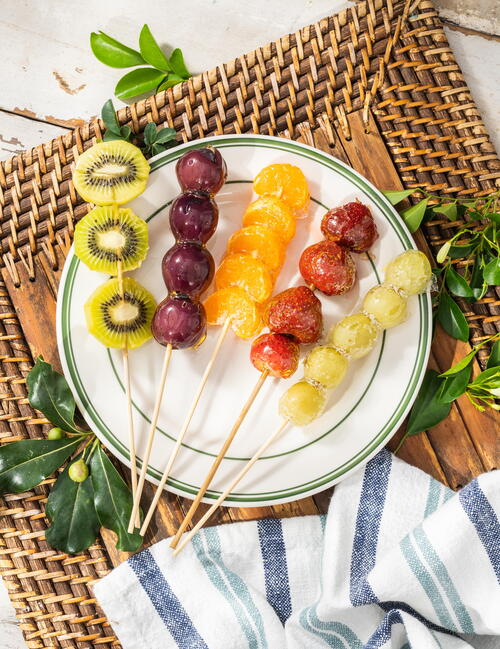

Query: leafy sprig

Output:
[91, 24, 191, 100]
[395, 333, 500, 452]
[0, 358, 142, 554]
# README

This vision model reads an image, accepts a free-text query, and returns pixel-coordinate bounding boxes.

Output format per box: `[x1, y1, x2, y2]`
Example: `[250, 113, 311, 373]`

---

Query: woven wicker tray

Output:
[0, 0, 498, 647]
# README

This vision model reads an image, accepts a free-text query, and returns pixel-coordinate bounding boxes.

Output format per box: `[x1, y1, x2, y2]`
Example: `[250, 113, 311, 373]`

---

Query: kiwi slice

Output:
[74, 206, 148, 275]
[73, 141, 150, 205]
[85, 277, 156, 350]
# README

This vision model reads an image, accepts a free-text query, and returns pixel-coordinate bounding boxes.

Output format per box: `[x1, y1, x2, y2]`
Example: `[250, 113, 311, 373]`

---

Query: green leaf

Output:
[120, 125, 132, 140]
[401, 198, 429, 233]
[470, 256, 488, 300]
[169, 48, 191, 79]
[27, 358, 83, 434]
[101, 99, 121, 134]
[434, 203, 457, 221]
[90, 31, 145, 68]
[143, 121, 157, 146]
[483, 257, 500, 285]
[487, 339, 500, 369]
[154, 127, 176, 143]
[115, 68, 167, 100]
[448, 241, 479, 260]
[0, 437, 83, 494]
[90, 446, 143, 552]
[157, 74, 185, 91]
[381, 189, 415, 206]
[102, 130, 124, 142]
[406, 370, 451, 436]
[445, 266, 473, 298]
[438, 364, 472, 403]
[139, 24, 171, 72]
[489, 212, 500, 224]
[469, 366, 500, 389]
[436, 292, 469, 342]
[45, 454, 100, 554]
[440, 349, 477, 376]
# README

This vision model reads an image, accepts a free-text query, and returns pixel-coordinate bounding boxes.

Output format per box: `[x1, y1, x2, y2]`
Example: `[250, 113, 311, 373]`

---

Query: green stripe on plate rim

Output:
[60, 134, 431, 502]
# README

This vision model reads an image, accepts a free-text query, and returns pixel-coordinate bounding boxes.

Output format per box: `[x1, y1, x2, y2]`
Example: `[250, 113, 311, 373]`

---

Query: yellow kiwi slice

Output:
[73, 141, 150, 205]
[85, 277, 156, 349]
[74, 206, 148, 275]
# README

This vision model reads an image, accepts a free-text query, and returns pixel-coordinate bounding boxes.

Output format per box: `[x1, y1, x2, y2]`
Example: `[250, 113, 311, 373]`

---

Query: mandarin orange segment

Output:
[227, 225, 286, 273]
[215, 253, 273, 303]
[253, 163, 310, 216]
[204, 287, 262, 339]
[243, 196, 296, 243]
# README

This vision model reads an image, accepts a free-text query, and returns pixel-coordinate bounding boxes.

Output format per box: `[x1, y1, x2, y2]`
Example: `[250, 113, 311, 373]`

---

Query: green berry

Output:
[329, 312, 379, 359]
[304, 345, 349, 388]
[279, 380, 326, 426]
[362, 286, 407, 329]
[48, 427, 65, 440]
[68, 459, 89, 482]
[385, 250, 431, 296]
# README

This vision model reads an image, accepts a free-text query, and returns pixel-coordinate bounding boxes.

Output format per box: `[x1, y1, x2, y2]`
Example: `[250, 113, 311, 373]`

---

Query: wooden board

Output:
[2, 108, 496, 565]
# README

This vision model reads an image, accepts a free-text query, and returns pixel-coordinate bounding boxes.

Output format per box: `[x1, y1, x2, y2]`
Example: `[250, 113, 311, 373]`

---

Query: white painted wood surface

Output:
[0, 1, 498, 647]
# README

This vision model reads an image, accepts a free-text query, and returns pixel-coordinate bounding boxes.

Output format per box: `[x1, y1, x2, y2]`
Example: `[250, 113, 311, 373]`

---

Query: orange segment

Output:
[253, 163, 310, 216]
[215, 253, 273, 303]
[204, 287, 262, 339]
[243, 196, 296, 243]
[227, 225, 286, 273]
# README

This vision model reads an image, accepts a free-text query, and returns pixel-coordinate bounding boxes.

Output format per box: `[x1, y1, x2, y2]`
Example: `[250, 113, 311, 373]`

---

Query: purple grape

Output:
[170, 192, 218, 244]
[176, 147, 227, 195]
[162, 242, 214, 297]
[152, 295, 206, 350]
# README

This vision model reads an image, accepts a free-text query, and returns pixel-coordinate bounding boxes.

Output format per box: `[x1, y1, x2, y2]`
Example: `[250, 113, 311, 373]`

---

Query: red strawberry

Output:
[266, 286, 322, 344]
[299, 240, 356, 296]
[250, 333, 300, 378]
[321, 201, 378, 253]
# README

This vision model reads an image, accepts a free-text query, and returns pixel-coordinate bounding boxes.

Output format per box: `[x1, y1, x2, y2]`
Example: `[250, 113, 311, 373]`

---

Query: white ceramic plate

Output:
[56, 134, 431, 506]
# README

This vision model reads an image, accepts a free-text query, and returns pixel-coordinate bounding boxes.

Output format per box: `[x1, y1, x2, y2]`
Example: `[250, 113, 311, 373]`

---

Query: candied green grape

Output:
[304, 345, 349, 388]
[363, 285, 407, 329]
[279, 380, 326, 426]
[329, 312, 379, 359]
[385, 250, 431, 296]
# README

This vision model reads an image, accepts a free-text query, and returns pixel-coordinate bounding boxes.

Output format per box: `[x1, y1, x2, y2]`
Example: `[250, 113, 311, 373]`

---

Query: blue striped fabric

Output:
[129, 549, 209, 649]
[257, 519, 292, 623]
[350, 450, 392, 606]
[459, 479, 500, 582]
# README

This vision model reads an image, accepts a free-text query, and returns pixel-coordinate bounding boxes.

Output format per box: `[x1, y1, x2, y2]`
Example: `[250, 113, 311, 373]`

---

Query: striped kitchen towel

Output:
[94, 450, 500, 648]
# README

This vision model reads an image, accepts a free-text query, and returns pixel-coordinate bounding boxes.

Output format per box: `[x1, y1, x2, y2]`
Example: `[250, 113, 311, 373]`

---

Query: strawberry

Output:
[266, 286, 322, 344]
[321, 201, 378, 253]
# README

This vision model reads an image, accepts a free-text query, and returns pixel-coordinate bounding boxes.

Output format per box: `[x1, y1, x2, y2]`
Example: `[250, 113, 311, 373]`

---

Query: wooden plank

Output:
[0, 111, 68, 163]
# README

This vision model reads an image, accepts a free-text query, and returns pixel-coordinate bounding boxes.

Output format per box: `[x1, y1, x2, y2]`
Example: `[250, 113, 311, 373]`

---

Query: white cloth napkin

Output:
[94, 450, 500, 648]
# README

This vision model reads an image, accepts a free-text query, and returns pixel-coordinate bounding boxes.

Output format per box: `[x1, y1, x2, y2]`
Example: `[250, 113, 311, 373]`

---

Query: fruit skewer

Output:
[128, 147, 226, 532]
[171, 200, 376, 545]
[173, 249, 432, 554]
[141, 164, 310, 537]
[72, 141, 153, 526]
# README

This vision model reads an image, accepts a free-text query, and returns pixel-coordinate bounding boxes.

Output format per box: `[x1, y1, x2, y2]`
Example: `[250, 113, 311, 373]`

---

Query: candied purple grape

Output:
[162, 242, 214, 297]
[169, 192, 218, 244]
[152, 295, 206, 349]
[176, 147, 227, 195]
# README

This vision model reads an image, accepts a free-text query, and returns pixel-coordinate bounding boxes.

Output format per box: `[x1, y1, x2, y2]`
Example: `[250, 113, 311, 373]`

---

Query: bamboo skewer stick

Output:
[173, 419, 288, 556]
[128, 344, 173, 533]
[139, 318, 232, 536]
[170, 367, 270, 548]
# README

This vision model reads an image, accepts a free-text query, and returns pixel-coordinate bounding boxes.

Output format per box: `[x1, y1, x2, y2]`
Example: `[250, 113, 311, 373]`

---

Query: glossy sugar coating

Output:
[253, 163, 310, 216]
[279, 380, 326, 426]
[299, 240, 356, 296]
[243, 196, 296, 243]
[215, 253, 273, 303]
[204, 286, 262, 339]
[321, 201, 378, 253]
[362, 285, 407, 329]
[329, 312, 379, 359]
[384, 250, 432, 296]
[266, 286, 323, 344]
[227, 225, 285, 273]
[250, 333, 300, 378]
[304, 345, 349, 388]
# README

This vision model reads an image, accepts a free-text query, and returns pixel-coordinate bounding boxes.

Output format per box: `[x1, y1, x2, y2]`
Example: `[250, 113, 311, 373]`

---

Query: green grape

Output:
[304, 345, 348, 388]
[385, 250, 431, 296]
[362, 285, 407, 329]
[329, 312, 378, 359]
[279, 380, 326, 426]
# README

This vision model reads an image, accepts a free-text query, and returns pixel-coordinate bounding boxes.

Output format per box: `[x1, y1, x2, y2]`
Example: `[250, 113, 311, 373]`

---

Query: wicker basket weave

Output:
[0, 0, 498, 647]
